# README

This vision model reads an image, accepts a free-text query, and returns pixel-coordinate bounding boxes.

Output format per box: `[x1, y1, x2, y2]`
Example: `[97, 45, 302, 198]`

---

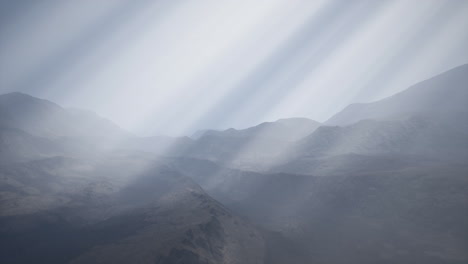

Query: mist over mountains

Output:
[326, 64, 468, 126]
[1, 64, 467, 263]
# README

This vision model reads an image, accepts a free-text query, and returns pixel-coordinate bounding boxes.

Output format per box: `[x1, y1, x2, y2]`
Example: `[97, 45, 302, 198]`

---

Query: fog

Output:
[1, 2, 468, 263]
[1, 0, 467, 135]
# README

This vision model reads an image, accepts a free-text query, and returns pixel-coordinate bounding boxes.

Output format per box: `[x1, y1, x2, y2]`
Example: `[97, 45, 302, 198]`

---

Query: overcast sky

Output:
[1, 0, 467, 136]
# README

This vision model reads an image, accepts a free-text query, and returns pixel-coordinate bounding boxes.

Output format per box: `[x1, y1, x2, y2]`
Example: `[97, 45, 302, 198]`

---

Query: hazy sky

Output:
[1, 0, 467, 136]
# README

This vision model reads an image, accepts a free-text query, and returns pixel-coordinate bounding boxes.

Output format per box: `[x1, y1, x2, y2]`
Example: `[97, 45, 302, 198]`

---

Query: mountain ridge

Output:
[326, 64, 468, 126]
[0, 92, 130, 139]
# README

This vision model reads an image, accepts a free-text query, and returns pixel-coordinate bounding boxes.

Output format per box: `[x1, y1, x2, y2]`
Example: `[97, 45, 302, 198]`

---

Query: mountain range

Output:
[1, 64, 467, 263]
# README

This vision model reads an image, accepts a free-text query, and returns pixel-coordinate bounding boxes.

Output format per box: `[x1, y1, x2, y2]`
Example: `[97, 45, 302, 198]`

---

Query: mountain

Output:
[0, 93, 136, 162]
[182, 118, 320, 166]
[1, 64, 467, 264]
[0, 93, 196, 162]
[300, 114, 468, 159]
[0, 92, 130, 139]
[198, 118, 320, 141]
[255, 65, 468, 175]
[182, 65, 468, 170]
[0, 154, 265, 264]
[167, 157, 468, 264]
[326, 64, 468, 126]
[163, 65, 468, 263]
[0, 93, 266, 264]
[0, 93, 323, 164]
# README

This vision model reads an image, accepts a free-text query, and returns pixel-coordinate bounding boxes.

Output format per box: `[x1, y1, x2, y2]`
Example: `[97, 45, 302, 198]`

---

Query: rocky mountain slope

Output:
[0, 154, 265, 264]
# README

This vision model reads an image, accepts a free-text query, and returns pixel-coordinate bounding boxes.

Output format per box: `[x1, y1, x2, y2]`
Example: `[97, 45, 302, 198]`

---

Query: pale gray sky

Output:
[1, 0, 467, 136]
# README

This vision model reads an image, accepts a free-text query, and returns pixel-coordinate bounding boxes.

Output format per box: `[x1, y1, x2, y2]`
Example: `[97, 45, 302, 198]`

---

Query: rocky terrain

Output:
[1, 65, 467, 263]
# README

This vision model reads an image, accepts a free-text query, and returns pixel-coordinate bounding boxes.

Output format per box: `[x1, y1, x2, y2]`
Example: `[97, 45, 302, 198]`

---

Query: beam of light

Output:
[1, 0, 467, 139]
[59, 0, 314, 136]
[263, 0, 468, 123]
[178, 0, 468, 195]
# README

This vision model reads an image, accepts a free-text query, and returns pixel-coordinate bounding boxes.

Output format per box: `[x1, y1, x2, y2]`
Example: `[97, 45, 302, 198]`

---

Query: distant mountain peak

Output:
[1, 91, 34, 97]
[193, 118, 321, 141]
[0, 92, 62, 109]
[0, 92, 129, 139]
[326, 64, 468, 126]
